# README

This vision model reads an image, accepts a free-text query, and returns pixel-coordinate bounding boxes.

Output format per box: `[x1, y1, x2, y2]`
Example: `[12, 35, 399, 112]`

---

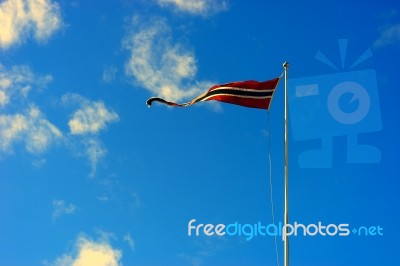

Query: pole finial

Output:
[283, 61, 289, 70]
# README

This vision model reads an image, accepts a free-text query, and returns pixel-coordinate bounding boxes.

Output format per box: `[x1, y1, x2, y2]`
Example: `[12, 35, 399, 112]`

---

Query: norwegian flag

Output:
[146, 77, 281, 109]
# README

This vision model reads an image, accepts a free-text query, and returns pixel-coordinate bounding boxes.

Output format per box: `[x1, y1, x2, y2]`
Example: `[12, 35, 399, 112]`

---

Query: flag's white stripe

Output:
[201, 93, 272, 101]
[210, 86, 276, 92]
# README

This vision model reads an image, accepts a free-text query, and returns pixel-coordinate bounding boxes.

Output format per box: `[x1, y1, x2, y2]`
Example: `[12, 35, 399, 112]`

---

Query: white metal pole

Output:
[283, 61, 289, 266]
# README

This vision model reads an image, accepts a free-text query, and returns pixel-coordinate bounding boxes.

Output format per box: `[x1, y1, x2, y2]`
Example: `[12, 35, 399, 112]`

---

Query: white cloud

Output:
[0, 64, 61, 155]
[156, 0, 228, 16]
[52, 199, 76, 220]
[0, 90, 8, 106]
[102, 66, 118, 83]
[94, 229, 117, 242]
[374, 24, 400, 48]
[124, 17, 213, 103]
[0, 113, 27, 152]
[61, 94, 119, 176]
[0, 0, 62, 49]
[83, 137, 107, 177]
[46, 234, 122, 266]
[0, 63, 52, 108]
[32, 157, 46, 167]
[63, 94, 119, 135]
[178, 253, 202, 266]
[123, 232, 135, 251]
[0, 63, 117, 176]
[0, 105, 62, 154]
[97, 195, 109, 202]
[26, 106, 62, 152]
[131, 192, 141, 208]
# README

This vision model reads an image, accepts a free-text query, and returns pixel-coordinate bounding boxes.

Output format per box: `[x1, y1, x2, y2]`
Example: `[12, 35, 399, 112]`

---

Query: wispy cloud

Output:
[131, 192, 141, 208]
[0, 113, 28, 152]
[0, 63, 118, 176]
[97, 195, 109, 202]
[124, 16, 213, 103]
[63, 93, 119, 135]
[82, 137, 107, 177]
[24, 106, 62, 153]
[179, 235, 229, 266]
[68, 102, 118, 135]
[52, 199, 76, 220]
[374, 23, 400, 48]
[102, 66, 118, 83]
[45, 234, 122, 266]
[0, 0, 62, 49]
[178, 253, 202, 266]
[123, 232, 135, 251]
[32, 157, 46, 167]
[62, 93, 119, 176]
[0, 65, 61, 154]
[0, 105, 62, 154]
[0, 63, 52, 108]
[156, 0, 228, 16]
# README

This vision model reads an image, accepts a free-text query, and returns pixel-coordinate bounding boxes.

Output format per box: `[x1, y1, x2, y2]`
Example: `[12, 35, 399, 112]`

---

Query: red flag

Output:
[146, 77, 280, 109]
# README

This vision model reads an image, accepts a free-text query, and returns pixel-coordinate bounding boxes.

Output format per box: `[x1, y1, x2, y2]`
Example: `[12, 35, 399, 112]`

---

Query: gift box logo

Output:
[289, 39, 382, 168]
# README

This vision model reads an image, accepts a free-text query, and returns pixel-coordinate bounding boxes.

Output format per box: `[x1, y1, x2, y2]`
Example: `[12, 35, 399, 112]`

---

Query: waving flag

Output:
[146, 77, 281, 109]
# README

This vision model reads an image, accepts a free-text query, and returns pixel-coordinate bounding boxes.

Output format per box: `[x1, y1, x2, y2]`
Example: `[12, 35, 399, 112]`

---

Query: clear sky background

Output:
[0, 0, 399, 265]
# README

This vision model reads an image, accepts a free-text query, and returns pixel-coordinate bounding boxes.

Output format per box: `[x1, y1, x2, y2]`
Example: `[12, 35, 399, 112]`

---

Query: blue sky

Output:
[0, 0, 399, 265]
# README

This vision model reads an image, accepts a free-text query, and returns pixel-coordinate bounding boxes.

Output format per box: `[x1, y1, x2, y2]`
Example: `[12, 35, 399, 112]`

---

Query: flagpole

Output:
[283, 61, 290, 266]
